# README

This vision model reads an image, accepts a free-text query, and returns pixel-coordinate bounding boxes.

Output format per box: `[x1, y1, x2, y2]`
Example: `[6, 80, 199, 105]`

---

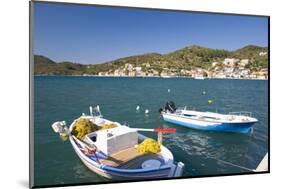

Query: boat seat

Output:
[100, 147, 143, 167]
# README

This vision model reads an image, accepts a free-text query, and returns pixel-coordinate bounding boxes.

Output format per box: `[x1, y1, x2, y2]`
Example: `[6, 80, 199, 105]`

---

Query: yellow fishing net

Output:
[100, 123, 118, 130]
[71, 119, 119, 140]
[71, 118, 99, 140]
[137, 138, 161, 154]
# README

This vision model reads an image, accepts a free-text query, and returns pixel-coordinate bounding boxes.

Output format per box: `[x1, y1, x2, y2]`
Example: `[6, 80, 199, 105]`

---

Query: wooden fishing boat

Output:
[51, 106, 184, 179]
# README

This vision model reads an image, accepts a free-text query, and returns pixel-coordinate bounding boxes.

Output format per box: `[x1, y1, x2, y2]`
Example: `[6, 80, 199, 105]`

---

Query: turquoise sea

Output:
[34, 76, 268, 186]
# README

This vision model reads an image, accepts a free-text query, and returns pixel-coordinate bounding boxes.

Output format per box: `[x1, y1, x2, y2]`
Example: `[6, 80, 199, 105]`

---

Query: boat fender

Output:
[174, 162, 184, 177]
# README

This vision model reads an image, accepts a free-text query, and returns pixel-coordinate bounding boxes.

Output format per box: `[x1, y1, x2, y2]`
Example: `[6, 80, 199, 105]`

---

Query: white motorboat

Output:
[160, 101, 258, 133]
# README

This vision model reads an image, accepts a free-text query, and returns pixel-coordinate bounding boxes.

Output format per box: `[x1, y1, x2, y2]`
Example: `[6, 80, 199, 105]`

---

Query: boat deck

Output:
[101, 147, 160, 168]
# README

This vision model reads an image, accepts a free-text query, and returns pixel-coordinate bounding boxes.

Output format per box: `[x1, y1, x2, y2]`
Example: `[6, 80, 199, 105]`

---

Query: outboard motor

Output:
[51, 121, 69, 137]
[164, 101, 177, 113]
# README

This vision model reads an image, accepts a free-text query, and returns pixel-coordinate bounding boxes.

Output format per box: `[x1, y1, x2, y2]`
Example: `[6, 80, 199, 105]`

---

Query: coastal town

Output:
[95, 51, 268, 80]
[34, 45, 268, 80]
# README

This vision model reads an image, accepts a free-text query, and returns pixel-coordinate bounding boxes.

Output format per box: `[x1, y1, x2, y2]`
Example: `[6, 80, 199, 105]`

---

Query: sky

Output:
[33, 2, 268, 64]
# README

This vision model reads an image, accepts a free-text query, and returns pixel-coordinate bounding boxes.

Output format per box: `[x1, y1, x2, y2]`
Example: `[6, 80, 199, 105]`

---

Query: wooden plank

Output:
[100, 147, 142, 167]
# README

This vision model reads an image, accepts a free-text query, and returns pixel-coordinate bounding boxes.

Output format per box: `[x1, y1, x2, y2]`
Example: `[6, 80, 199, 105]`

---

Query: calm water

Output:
[34, 76, 268, 186]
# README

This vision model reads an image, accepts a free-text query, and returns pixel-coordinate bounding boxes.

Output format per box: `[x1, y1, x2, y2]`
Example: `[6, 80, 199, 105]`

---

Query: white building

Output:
[240, 59, 249, 65]
[212, 62, 219, 67]
[223, 58, 235, 66]
[143, 63, 150, 68]
[135, 67, 143, 76]
[224, 67, 234, 73]
[240, 69, 250, 75]
[135, 67, 142, 72]
[216, 72, 226, 78]
[257, 75, 266, 79]
[114, 69, 122, 76]
[128, 71, 135, 77]
[259, 52, 267, 56]
[125, 64, 133, 71]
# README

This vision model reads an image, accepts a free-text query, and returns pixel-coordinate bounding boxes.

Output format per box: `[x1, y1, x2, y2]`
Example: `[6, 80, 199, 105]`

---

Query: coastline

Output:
[33, 74, 268, 81]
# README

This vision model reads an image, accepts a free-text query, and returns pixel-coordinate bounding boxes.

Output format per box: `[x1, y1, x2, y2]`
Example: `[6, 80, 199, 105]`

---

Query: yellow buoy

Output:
[208, 99, 213, 104]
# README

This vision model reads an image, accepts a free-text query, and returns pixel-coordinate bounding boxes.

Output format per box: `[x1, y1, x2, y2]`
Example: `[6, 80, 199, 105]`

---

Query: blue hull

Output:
[163, 117, 255, 133]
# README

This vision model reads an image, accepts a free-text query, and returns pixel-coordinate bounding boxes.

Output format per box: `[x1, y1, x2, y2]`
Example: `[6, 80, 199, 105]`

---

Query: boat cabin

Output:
[84, 126, 138, 156]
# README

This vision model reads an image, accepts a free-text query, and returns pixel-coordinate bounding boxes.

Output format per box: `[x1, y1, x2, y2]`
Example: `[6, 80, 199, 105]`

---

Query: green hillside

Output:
[33, 45, 268, 76]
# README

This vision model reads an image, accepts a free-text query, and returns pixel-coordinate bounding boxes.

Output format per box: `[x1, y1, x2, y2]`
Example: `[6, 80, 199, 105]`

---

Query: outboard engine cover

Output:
[51, 121, 69, 136]
[165, 101, 177, 113]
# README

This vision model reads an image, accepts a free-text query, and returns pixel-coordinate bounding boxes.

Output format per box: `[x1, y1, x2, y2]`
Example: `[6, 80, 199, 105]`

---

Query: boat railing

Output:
[90, 105, 103, 117]
[228, 111, 252, 117]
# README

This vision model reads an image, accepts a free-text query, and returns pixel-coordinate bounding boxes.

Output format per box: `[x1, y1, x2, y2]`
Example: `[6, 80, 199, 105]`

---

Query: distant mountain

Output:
[33, 45, 268, 76]
[233, 45, 267, 58]
[34, 55, 86, 75]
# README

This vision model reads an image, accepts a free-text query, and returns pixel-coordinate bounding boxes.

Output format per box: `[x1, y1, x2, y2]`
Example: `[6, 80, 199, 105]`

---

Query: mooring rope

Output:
[207, 156, 254, 172]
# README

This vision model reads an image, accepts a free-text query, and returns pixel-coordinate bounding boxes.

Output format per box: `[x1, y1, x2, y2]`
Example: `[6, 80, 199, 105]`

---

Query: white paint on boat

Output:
[163, 109, 258, 124]
[161, 106, 258, 133]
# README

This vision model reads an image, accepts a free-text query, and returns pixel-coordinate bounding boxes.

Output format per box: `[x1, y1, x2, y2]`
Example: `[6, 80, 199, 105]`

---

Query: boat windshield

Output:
[201, 116, 219, 120]
[183, 114, 196, 117]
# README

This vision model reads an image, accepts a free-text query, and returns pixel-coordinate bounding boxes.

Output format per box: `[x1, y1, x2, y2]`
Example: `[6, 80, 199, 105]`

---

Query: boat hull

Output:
[69, 134, 180, 180]
[162, 113, 255, 133]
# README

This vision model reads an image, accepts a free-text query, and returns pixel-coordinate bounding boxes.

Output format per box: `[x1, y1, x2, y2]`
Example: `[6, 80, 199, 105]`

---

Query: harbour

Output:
[34, 76, 268, 186]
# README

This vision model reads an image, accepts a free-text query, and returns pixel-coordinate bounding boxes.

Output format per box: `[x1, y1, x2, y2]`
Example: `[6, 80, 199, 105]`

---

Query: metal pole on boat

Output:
[133, 128, 176, 133]
[133, 128, 154, 132]
[133, 128, 176, 145]
[89, 106, 93, 116]
[157, 132, 163, 145]
[96, 105, 102, 116]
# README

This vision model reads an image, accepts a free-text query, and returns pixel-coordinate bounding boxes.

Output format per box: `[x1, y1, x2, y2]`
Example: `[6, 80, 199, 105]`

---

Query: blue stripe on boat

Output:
[79, 148, 171, 175]
[102, 165, 171, 174]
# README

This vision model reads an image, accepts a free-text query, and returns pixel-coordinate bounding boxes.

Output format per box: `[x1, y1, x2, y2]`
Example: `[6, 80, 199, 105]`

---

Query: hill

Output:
[33, 45, 268, 78]
[34, 55, 86, 75]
